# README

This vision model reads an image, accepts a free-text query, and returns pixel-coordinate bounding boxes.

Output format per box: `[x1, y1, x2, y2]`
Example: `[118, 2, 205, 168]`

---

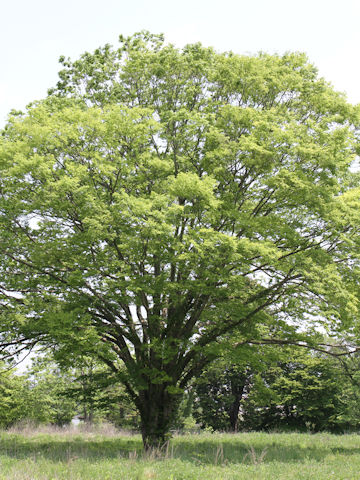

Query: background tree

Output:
[0, 359, 76, 428]
[0, 363, 28, 428]
[241, 348, 347, 432]
[20, 358, 77, 426]
[192, 336, 300, 432]
[193, 361, 250, 432]
[194, 344, 360, 433]
[60, 356, 139, 427]
[0, 32, 359, 447]
[24, 355, 139, 428]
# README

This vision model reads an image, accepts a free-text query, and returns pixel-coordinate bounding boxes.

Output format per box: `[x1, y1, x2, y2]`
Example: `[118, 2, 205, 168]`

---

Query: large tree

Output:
[0, 32, 359, 447]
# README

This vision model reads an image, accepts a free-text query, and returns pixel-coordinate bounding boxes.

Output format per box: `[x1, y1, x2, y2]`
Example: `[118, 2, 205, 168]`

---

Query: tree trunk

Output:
[229, 394, 242, 432]
[137, 385, 181, 450]
[228, 371, 248, 432]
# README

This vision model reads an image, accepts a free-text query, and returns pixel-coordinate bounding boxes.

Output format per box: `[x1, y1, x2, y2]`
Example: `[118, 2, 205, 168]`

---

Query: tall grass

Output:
[0, 428, 360, 479]
[6, 420, 128, 437]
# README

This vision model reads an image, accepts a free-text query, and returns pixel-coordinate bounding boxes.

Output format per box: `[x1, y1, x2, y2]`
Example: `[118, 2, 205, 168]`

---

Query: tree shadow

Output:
[175, 438, 360, 465]
[0, 435, 142, 462]
[1, 433, 360, 465]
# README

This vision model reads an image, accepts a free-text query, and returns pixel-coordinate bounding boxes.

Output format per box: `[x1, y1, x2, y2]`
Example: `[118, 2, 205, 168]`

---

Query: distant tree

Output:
[329, 343, 360, 430]
[21, 358, 77, 426]
[193, 340, 287, 432]
[61, 356, 139, 427]
[194, 342, 360, 433]
[194, 361, 249, 432]
[1, 32, 359, 447]
[0, 364, 27, 428]
[239, 349, 348, 432]
[24, 355, 138, 428]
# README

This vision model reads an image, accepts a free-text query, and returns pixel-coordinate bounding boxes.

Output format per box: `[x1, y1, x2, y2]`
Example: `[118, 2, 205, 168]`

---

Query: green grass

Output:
[1, 429, 360, 479]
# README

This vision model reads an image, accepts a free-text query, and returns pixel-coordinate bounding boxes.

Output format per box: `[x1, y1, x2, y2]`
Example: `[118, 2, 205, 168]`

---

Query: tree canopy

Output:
[1, 32, 360, 447]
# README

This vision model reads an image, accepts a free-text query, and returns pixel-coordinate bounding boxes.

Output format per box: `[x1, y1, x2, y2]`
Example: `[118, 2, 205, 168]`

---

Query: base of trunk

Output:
[138, 387, 181, 450]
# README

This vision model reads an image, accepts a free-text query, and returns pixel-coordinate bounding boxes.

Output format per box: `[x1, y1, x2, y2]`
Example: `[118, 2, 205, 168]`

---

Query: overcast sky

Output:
[1, 0, 360, 127]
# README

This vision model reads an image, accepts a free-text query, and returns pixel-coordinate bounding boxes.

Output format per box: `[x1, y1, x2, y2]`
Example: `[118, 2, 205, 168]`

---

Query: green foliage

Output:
[0, 31, 360, 445]
[23, 355, 139, 428]
[195, 345, 360, 433]
[61, 357, 139, 428]
[193, 361, 249, 432]
[0, 365, 27, 428]
[0, 360, 76, 428]
[19, 358, 77, 426]
[242, 350, 345, 432]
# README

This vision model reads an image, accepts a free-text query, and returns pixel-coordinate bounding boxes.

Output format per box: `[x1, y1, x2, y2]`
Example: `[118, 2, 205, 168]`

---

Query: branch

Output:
[235, 337, 359, 358]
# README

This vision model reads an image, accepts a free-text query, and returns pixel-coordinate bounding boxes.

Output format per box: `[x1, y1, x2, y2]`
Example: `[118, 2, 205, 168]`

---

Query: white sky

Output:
[1, 0, 360, 128]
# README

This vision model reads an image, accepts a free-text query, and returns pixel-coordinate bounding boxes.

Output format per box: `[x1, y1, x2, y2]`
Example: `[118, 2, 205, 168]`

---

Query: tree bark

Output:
[228, 371, 247, 432]
[137, 385, 181, 449]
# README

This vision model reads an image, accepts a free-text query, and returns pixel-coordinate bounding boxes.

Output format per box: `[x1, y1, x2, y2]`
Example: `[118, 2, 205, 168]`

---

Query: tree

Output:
[57, 356, 139, 427]
[20, 358, 77, 426]
[0, 360, 74, 428]
[194, 361, 250, 432]
[0, 32, 359, 448]
[194, 343, 360, 433]
[240, 348, 348, 432]
[0, 364, 27, 428]
[25, 354, 138, 428]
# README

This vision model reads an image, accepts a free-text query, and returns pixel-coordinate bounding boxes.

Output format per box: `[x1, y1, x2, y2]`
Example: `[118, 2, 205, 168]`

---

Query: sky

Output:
[1, 0, 360, 128]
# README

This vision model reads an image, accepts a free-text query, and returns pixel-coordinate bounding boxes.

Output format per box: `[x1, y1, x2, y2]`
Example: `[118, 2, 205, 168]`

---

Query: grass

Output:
[0, 427, 360, 479]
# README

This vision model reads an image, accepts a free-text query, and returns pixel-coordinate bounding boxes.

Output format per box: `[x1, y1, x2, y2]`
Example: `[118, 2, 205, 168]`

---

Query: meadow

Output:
[0, 427, 360, 479]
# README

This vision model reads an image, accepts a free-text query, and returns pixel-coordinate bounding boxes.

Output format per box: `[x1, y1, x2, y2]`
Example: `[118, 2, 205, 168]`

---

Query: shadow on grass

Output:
[174, 439, 360, 465]
[0, 435, 142, 463]
[0, 434, 360, 465]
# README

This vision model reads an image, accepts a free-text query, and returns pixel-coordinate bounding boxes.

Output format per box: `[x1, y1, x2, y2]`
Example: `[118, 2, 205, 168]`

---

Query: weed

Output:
[243, 446, 268, 465]
[137, 468, 157, 479]
[129, 449, 138, 461]
[214, 443, 224, 465]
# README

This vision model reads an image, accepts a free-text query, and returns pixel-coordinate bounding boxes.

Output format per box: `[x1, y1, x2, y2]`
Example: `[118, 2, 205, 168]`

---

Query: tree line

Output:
[1, 342, 360, 434]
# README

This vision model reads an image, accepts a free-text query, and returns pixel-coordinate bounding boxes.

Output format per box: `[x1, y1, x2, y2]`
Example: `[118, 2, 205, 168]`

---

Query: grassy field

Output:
[0, 428, 360, 479]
